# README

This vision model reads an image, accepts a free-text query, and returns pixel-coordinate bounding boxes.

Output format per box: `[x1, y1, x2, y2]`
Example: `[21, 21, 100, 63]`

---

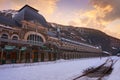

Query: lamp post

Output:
[98, 45, 102, 59]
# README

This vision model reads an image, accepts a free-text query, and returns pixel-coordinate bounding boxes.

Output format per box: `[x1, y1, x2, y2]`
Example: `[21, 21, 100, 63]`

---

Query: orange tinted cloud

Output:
[73, 4, 113, 29]
[91, 0, 120, 21]
[0, 0, 58, 15]
[104, 20, 120, 38]
[68, 1, 116, 29]
[67, 0, 120, 39]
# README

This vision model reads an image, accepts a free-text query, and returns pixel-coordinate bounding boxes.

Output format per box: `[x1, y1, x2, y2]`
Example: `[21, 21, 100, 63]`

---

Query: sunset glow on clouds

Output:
[0, 0, 120, 39]
[0, 0, 58, 15]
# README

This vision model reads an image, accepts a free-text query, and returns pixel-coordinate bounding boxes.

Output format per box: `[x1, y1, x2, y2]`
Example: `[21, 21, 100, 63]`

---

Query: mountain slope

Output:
[48, 23, 120, 54]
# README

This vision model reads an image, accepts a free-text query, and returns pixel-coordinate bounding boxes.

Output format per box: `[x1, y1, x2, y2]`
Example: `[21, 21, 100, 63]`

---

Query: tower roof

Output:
[18, 5, 38, 12]
[13, 5, 48, 27]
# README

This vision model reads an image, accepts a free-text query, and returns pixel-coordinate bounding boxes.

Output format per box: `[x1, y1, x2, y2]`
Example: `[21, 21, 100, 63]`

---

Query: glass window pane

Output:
[12, 36, 18, 40]
[27, 34, 43, 43]
[1, 34, 8, 39]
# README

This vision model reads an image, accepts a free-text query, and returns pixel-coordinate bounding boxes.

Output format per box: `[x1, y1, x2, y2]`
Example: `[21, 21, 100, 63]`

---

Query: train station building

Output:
[0, 5, 107, 64]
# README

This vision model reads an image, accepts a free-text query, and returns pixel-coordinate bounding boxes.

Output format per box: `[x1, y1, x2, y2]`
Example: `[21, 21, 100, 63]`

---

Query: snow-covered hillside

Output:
[0, 57, 119, 80]
[0, 9, 17, 18]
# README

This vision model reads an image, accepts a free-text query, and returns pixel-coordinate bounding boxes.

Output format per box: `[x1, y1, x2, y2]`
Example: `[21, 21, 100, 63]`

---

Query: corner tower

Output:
[13, 5, 48, 27]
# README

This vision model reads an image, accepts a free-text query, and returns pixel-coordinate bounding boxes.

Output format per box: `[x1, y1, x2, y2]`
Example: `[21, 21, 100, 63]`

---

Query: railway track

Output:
[73, 58, 118, 80]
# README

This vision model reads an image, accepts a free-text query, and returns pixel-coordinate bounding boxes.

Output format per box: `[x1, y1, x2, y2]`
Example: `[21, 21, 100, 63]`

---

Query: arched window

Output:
[27, 34, 43, 43]
[12, 36, 18, 40]
[1, 34, 8, 39]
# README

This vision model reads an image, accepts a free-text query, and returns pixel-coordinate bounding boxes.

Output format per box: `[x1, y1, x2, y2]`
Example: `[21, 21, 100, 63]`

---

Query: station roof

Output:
[13, 5, 48, 27]
[0, 15, 17, 27]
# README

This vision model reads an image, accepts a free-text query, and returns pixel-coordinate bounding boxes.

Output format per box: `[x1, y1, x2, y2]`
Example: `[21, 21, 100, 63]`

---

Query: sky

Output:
[0, 0, 120, 39]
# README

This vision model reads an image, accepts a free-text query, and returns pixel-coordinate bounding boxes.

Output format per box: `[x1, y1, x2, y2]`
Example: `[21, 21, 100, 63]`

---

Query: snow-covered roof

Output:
[0, 24, 19, 30]
[0, 24, 13, 29]
[112, 47, 117, 49]
[61, 38, 99, 49]
[0, 16, 17, 27]
[103, 51, 110, 55]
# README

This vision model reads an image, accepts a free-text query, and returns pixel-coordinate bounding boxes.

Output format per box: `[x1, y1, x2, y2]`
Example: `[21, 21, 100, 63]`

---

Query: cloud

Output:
[68, 21, 78, 26]
[0, 0, 58, 15]
[68, 0, 120, 31]
[103, 19, 120, 38]
[87, 0, 120, 38]
[67, 0, 120, 38]
[68, 9, 107, 30]
[91, 0, 120, 21]
[104, 28, 120, 39]
[80, 3, 113, 28]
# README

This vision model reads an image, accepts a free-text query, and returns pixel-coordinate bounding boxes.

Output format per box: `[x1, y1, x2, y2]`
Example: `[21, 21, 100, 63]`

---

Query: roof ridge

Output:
[18, 4, 38, 12]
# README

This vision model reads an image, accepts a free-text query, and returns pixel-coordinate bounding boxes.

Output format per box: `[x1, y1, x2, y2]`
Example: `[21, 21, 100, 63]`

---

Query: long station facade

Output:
[0, 5, 108, 64]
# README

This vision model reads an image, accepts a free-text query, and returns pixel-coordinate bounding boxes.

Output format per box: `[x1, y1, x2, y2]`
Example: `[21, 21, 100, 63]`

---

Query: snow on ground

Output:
[0, 57, 119, 80]
[107, 57, 120, 80]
